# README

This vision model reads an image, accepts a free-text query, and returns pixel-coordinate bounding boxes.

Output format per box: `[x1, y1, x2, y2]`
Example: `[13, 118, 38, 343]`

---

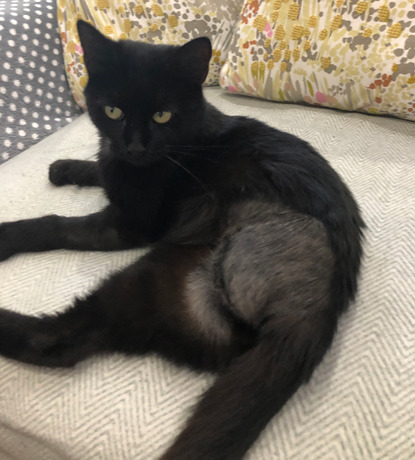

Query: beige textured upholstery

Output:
[0, 88, 414, 459]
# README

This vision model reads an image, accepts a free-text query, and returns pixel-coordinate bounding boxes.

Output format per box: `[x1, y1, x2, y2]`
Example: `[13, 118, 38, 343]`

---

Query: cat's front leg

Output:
[0, 206, 141, 261]
[49, 159, 101, 187]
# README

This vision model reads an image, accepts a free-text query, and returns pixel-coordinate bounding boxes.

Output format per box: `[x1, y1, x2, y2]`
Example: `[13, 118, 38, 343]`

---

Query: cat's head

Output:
[77, 20, 212, 166]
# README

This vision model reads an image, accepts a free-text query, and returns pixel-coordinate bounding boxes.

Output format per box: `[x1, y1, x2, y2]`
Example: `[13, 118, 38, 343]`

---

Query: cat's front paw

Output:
[49, 160, 76, 186]
[0, 222, 21, 261]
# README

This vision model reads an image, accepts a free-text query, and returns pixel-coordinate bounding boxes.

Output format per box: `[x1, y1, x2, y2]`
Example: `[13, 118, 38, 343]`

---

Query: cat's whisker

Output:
[166, 149, 219, 163]
[166, 144, 226, 151]
[165, 155, 209, 193]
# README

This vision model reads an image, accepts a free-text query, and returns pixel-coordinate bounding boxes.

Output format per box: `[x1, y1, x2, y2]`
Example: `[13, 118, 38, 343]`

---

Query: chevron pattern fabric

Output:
[0, 87, 414, 459]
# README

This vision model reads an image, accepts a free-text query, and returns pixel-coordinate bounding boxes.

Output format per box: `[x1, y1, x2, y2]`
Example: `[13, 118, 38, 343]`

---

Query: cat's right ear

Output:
[177, 37, 212, 85]
[77, 20, 118, 76]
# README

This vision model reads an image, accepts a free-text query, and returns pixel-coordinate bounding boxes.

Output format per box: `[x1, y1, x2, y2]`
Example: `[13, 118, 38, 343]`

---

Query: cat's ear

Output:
[177, 37, 212, 85]
[77, 20, 118, 76]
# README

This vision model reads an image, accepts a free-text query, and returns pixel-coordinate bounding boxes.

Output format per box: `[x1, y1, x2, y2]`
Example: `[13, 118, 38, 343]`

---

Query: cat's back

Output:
[209, 114, 364, 305]
[205, 114, 344, 214]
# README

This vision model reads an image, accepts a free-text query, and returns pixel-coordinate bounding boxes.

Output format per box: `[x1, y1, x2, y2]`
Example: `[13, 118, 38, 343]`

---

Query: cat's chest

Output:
[99, 151, 269, 225]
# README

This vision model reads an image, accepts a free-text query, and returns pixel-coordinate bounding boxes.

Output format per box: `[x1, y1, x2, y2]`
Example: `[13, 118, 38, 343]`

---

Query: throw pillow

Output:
[220, 0, 415, 121]
[57, 0, 243, 109]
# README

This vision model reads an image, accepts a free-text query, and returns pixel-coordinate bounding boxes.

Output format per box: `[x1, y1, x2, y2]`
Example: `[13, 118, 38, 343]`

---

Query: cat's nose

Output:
[126, 140, 146, 155]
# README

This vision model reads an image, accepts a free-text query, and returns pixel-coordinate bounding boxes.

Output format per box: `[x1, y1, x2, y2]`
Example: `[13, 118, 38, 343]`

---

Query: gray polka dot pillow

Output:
[0, 0, 81, 164]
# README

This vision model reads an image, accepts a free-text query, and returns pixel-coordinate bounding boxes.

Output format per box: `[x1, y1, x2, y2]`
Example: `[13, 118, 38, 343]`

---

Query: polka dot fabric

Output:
[0, 0, 82, 164]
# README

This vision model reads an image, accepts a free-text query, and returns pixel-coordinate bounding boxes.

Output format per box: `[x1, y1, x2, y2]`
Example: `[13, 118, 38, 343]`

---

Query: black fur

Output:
[0, 21, 364, 460]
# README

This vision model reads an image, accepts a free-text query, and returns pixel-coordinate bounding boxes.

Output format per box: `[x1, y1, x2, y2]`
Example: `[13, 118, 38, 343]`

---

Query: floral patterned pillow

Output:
[220, 0, 415, 121]
[57, 0, 243, 109]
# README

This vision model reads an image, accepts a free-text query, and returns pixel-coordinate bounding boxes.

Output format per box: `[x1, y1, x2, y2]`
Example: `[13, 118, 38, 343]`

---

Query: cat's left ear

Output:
[77, 20, 119, 76]
[177, 37, 212, 85]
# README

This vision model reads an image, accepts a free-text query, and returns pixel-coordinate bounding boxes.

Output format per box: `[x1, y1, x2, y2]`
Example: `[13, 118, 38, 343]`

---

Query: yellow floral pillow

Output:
[57, 0, 243, 109]
[220, 0, 415, 121]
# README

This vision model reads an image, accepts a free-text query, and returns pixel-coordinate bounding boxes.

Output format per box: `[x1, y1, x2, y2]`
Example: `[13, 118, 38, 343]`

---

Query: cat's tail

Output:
[161, 310, 336, 460]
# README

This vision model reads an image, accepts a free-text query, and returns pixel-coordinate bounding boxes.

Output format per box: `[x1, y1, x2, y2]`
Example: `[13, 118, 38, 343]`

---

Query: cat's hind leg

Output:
[161, 214, 339, 460]
[0, 296, 107, 367]
[49, 160, 101, 187]
[0, 244, 249, 370]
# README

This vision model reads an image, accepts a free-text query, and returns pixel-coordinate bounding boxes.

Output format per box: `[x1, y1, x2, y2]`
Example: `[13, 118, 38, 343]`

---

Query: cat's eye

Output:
[105, 106, 124, 121]
[153, 111, 172, 124]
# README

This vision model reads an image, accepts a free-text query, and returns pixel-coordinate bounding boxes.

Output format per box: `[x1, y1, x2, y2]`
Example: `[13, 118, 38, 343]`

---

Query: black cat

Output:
[0, 21, 364, 460]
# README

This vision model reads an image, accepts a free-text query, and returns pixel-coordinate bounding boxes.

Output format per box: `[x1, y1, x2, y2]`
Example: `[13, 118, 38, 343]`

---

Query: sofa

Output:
[0, 86, 414, 459]
[1, 1, 415, 459]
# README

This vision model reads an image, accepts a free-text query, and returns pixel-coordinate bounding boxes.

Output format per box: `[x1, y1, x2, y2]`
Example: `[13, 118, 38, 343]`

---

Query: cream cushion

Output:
[0, 87, 414, 459]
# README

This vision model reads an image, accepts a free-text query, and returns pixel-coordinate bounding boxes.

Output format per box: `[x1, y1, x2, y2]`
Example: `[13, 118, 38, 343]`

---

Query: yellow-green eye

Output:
[153, 111, 172, 124]
[105, 106, 124, 120]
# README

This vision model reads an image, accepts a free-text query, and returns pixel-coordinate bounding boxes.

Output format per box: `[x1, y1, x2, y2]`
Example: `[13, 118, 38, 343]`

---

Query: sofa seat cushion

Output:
[0, 87, 414, 459]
